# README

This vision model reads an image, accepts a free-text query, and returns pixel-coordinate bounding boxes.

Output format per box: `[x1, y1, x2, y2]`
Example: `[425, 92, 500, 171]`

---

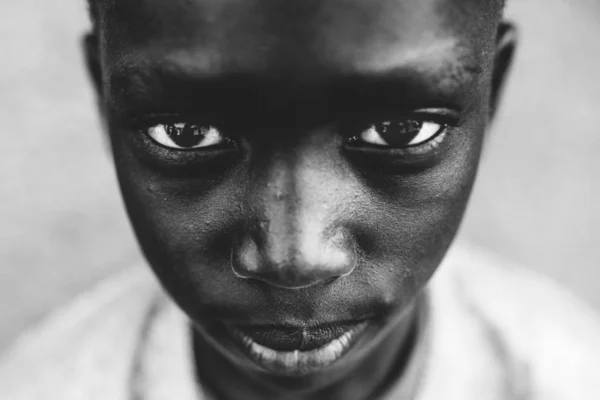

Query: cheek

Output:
[108, 117, 484, 318]
[355, 124, 484, 299]
[110, 132, 244, 290]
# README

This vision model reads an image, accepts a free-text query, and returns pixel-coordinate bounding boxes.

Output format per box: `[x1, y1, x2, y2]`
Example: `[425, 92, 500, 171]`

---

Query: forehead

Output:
[98, 0, 499, 107]
[102, 0, 495, 73]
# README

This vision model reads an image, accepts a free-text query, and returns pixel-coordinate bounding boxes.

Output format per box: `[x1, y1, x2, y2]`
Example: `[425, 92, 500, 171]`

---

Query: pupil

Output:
[166, 123, 205, 147]
[376, 120, 422, 147]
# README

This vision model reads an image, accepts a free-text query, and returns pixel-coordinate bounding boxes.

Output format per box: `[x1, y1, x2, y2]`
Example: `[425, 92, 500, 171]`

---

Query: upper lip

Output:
[204, 306, 375, 328]
[231, 319, 366, 351]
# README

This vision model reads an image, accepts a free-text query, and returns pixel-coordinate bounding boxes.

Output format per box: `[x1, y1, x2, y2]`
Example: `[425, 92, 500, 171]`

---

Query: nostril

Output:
[231, 238, 261, 279]
[231, 221, 359, 289]
[234, 264, 349, 290]
[231, 234, 357, 289]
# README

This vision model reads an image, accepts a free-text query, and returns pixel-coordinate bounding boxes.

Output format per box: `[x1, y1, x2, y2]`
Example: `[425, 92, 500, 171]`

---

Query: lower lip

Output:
[228, 322, 368, 376]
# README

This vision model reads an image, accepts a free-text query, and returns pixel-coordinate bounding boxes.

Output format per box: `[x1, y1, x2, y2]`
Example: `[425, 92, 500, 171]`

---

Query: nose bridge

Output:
[259, 153, 342, 266]
[233, 148, 357, 288]
[261, 156, 300, 265]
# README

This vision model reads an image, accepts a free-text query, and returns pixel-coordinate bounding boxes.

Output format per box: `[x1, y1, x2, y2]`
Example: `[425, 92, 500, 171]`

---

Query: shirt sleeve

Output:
[448, 243, 600, 400]
[0, 267, 158, 400]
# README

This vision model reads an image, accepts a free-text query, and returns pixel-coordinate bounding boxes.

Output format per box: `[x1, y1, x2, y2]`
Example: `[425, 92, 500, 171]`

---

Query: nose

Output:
[232, 226, 357, 289]
[232, 147, 358, 289]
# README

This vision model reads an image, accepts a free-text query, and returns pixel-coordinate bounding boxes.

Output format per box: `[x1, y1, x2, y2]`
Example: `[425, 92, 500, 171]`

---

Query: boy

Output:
[2, 0, 600, 399]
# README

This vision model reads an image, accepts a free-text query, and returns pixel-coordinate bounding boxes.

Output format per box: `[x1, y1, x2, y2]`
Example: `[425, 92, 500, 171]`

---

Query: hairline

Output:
[86, 0, 507, 32]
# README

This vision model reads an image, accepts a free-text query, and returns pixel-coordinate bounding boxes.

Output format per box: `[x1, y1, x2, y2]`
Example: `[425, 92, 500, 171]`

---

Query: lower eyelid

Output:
[407, 122, 444, 146]
[403, 128, 448, 154]
[143, 123, 233, 150]
[131, 130, 242, 169]
[348, 126, 449, 155]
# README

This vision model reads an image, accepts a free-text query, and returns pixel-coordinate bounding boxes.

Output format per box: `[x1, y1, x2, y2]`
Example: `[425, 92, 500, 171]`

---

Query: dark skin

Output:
[85, 0, 515, 399]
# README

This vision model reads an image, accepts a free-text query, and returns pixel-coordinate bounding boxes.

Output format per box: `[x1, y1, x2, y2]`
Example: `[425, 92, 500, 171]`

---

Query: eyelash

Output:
[348, 121, 446, 148]
[129, 109, 459, 165]
[344, 109, 459, 152]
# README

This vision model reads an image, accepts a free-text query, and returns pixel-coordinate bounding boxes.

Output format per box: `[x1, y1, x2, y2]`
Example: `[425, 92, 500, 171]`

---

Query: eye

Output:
[146, 122, 228, 150]
[356, 119, 446, 148]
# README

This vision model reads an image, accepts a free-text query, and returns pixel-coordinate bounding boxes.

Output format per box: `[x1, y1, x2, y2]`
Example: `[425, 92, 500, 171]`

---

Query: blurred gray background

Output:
[1, 0, 599, 352]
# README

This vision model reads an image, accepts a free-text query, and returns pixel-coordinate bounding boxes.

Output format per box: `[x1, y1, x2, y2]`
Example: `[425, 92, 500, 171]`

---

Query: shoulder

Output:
[0, 266, 162, 400]
[434, 242, 600, 399]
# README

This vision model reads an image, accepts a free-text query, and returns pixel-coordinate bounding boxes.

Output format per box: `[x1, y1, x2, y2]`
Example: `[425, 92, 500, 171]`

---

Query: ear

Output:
[83, 32, 112, 152]
[82, 32, 106, 116]
[489, 21, 517, 121]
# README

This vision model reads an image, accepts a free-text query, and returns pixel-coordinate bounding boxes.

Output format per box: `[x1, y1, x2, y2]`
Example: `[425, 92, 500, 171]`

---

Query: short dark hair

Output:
[86, 1, 95, 29]
[87, 0, 101, 32]
[86, 0, 506, 34]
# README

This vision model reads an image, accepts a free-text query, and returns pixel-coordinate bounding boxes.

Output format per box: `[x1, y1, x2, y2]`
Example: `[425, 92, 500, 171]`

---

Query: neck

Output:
[192, 297, 426, 400]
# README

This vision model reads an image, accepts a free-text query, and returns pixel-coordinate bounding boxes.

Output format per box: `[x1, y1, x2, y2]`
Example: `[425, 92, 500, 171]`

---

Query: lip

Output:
[226, 321, 369, 376]
[233, 321, 362, 351]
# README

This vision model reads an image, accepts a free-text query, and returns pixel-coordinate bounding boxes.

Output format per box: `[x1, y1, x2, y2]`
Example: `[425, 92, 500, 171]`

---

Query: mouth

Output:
[225, 320, 369, 376]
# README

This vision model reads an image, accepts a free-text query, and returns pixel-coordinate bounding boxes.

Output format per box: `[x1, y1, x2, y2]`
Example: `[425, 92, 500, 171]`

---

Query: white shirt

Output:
[1, 242, 600, 399]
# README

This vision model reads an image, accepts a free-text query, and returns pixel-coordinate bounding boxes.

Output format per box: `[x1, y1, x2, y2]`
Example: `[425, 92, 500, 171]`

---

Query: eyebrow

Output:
[106, 46, 484, 118]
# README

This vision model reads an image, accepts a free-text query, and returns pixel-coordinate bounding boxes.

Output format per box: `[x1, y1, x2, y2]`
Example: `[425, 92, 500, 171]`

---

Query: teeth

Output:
[239, 327, 362, 374]
[338, 331, 351, 348]
[250, 341, 277, 363]
[283, 349, 299, 366]
[241, 335, 253, 347]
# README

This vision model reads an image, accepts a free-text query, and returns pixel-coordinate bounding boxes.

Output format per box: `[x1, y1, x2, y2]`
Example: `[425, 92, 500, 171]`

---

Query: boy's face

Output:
[88, 0, 511, 385]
